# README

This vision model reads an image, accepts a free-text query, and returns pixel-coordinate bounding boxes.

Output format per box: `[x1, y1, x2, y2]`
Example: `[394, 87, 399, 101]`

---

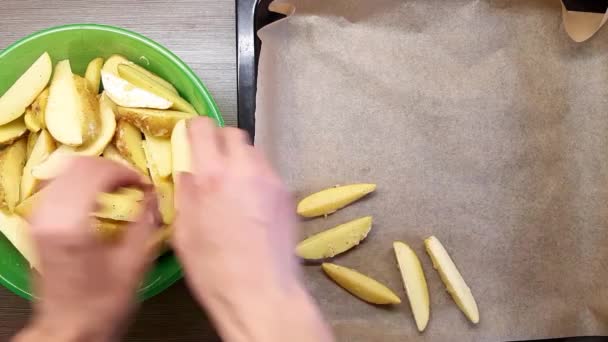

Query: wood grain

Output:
[0, 0, 234, 340]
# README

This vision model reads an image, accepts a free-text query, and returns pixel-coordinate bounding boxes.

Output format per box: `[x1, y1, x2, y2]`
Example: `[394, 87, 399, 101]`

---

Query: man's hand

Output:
[173, 118, 333, 342]
[13, 158, 160, 342]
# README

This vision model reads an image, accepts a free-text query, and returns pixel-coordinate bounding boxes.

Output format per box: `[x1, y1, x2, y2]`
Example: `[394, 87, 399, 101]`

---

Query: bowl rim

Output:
[0, 23, 225, 127]
[0, 23, 225, 301]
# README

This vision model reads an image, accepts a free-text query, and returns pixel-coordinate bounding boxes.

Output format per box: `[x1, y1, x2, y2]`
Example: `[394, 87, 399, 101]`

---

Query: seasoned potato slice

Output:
[26, 131, 39, 159]
[297, 184, 376, 218]
[322, 263, 401, 305]
[116, 107, 195, 137]
[0, 138, 27, 211]
[115, 120, 147, 173]
[171, 119, 192, 174]
[143, 143, 175, 224]
[24, 108, 41, 133]
[84, 57, 104, 94]
[0, 52, 52, 125]
[118, 64, 196, 114]
[0, 211, 39, 270]
[16, 187, 143, 222]
[425, 236, 479, 324]
[296, 216, 372, 260]
[45, 60, 85, 146]
[0, 116, 28, 145]
[31, 88, 49, 129]
[394, 241, 430, 332]
[144, 133, 172, 178]
[21, 130, 56, 200]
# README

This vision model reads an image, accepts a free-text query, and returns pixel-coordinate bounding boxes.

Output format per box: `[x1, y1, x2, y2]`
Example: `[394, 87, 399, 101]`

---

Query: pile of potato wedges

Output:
[0, 52, 197, 269]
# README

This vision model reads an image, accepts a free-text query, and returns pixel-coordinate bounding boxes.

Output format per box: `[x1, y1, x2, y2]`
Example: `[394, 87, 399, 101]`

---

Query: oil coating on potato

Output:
[297, 183, 376, 218]
[0, 52, 52, 126]
[118, 64, 197, 114]
[0, 138, 27, 212]
[322, 263, 401, 305]
[171, 119, 192, 174]
[21, 130, 56, 201]
[143, 142, 175, 224]
[425, 236, 479, 324]
[115, 120, 147, 173]
[84, 57, 104, 94]
[296, 216, 373, 260]
[0, 116, 28, 145]
[16, 187, 144, 223]
[393, 241, 430, 332]
[116, 107, 195, 137]
[45, 60, 85, 146]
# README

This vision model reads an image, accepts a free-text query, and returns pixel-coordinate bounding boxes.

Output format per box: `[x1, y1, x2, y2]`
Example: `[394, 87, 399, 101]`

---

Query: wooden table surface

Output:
[0, 0, 235, 340]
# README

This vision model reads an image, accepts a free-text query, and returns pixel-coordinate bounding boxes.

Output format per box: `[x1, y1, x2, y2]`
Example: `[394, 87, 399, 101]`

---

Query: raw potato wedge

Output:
[93, 193, 143, 222]
[322, 263, 401, 305]
[115, 120, 148, 173]
[21, 130, 56, 200]
[425, 236, 479, 324]
[394, 241, 430, 332]
[24, 109, 41, 133]
[45, 60, 85, 146]
[69, 92, 116, 156]
[30, 148, 73, 180]
[32, 93, 118, 180]
[143, 143, 175, 224]
[0, 116, 28, 145]
[171, 119, 192, 174]
[118, 64, 197, 114]
[0, 138, 27, 211]
[16, 188, 143, 222]
[144, 133, 172, 178]
[0, 211, 39, 270]
[101, 71, 172, 110]
[26, 131, 39, 159]
[31, 88, 49, 129]
[116, 107, 195, 137]
[297, 184, 377, 218]
[102, 55, 131, 76]
[0, 52, 52, 125]
[296, 216, 372, 260]
[84, 57, 104, 94]
[73, 75, 101, 143]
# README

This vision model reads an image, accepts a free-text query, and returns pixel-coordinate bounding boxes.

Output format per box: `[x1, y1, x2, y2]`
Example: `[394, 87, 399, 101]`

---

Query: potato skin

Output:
[0, 138, 27, 211]
[116, 107, 195, 137]
[115, 120, 147, 173]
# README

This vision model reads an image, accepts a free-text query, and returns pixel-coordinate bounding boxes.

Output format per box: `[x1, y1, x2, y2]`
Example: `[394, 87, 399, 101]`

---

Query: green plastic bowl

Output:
[0, 24, 223, 301]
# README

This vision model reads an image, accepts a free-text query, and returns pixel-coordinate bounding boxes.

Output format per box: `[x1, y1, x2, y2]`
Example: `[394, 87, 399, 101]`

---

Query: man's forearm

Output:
[12, 317, 114, 342]
[205, 285, 333, 342]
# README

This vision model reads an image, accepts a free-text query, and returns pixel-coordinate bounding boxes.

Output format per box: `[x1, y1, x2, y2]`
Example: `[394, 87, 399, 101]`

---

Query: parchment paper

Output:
[255, 1, 608, 341]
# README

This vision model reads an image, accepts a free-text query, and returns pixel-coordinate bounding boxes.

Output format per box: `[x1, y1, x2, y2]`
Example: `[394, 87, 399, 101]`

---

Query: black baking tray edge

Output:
[235, 1, 606, 341]
[236, 0, 284, 142]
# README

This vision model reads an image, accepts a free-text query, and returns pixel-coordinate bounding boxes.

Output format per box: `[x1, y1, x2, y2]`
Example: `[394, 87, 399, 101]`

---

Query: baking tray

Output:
[234, 0, 606, 341]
